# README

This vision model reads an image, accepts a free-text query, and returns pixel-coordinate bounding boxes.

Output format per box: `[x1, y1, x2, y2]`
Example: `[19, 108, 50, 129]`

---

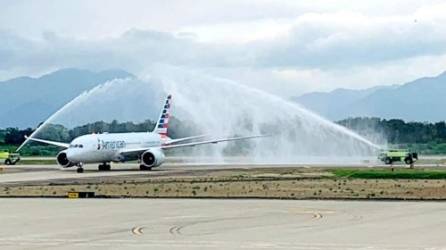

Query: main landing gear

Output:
[98, 163, 111, 171]
[139, 164, 152, 171]
[75, 163, 111, 173]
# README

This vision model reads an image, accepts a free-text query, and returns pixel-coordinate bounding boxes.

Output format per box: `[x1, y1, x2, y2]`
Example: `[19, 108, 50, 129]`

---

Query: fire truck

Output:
[378, 149, 418, 165]
[0, 150, 20, 165]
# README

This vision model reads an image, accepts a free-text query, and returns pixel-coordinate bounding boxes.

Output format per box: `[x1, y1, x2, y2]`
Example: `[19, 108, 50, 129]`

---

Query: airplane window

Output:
[79, 145, 83, 148]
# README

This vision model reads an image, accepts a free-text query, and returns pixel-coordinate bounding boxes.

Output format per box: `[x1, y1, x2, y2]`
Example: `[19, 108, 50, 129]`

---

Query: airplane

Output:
[19, 95, 265, 173]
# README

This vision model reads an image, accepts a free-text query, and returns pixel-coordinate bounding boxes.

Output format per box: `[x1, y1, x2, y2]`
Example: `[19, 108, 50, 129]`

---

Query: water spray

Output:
[17, 65, 385, 164]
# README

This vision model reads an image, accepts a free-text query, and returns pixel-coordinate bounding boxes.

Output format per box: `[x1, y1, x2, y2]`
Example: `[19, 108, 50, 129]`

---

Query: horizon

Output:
[1, 66, 445, 97]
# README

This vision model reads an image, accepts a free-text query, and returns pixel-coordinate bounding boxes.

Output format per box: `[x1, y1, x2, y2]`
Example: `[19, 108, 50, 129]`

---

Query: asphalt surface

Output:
[0, 160, 386, 184]
[1, 162, 446, 249]
[0, 199, 446, 250]
[0, 162, 337, 184]
[0, 160, 443, 184]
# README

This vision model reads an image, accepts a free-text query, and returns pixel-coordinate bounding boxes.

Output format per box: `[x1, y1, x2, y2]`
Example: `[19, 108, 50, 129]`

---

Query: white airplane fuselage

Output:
[65, 132, 163, 164]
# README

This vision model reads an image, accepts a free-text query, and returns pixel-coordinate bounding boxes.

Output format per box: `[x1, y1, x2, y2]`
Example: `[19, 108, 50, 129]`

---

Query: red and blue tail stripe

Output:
[154, 95, 172, 137]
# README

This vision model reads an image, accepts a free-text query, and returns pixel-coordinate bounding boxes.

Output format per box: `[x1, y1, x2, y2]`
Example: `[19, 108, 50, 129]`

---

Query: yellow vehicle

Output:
[0, 150, 20, 165]
[378, 149, 418, 165]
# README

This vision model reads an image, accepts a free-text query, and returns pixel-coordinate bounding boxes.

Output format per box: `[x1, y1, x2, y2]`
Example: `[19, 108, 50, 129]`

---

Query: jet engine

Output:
[141, 149, 165, 167]
[56, 151, 74, 168]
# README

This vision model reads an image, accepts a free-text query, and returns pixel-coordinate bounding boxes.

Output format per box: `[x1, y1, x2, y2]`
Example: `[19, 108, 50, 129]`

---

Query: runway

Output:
[0, 163, 338, 184]
[0, 160, 425, 185]
[1, 199, 446, 249]
[0, 165, 147, 184]
[0, 163, 320, 185]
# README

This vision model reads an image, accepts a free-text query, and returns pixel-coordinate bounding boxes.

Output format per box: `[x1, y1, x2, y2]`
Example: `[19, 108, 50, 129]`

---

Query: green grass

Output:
[331, 168, 446, 179]
[0, 144, 59, 156]
[18, 159, 56, 165]
[0, 145, 18, 153]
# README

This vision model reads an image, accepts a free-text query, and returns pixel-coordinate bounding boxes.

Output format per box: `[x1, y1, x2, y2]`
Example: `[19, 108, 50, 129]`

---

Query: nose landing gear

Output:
[76, 163, 84, 173]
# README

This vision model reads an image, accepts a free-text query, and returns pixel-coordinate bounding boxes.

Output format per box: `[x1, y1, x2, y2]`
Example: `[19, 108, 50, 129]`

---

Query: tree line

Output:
[2, 117, 446, 147]
[0, 117, 200, 146]
[337, 117, 446, 144]
[0, 121, 152, 145]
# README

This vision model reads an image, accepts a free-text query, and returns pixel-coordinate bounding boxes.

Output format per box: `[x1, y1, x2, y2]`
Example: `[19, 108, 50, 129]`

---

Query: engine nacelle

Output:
[141, 149, 165, 167]
[56, 151, 74, 168]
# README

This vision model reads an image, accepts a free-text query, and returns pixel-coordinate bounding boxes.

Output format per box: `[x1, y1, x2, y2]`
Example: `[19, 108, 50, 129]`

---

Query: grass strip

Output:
[331, 168, 446, 179]
[17, 159, 56, 165]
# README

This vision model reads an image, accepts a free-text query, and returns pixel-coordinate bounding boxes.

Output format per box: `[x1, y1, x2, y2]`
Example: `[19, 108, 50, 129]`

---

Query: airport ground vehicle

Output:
[0, 151, 20, 165]
[378, 149, 418, 165]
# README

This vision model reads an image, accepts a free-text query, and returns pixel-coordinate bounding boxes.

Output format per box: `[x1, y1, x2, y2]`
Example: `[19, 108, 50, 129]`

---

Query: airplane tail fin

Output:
[153, 94, 172, 137]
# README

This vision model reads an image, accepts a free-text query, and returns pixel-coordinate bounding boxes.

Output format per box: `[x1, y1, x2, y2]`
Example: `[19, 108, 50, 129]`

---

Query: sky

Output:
[2, 0, 446, 96]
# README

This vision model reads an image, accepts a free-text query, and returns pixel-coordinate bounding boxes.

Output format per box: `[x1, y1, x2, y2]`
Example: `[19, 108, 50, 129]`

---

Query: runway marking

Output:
[169, 225, 183, 235]
[288, 208, 334, 220]
[312, 212, 323, 219]
[131, 226, 144, 235]
[350, 214, 363, 221]
[167, 215, 261, 236]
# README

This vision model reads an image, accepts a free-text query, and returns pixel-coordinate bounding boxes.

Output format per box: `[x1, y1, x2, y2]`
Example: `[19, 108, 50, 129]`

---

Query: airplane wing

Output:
[22, 136, 70, 148]
[119, 134, 267, 155]
[164, 134, 208, 145]
[161, 135, 267, 150]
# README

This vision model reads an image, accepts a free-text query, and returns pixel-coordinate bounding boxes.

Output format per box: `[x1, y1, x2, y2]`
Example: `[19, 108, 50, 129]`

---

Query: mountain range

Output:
[0, 68, 133, 128]
[1, 68, 445, 128]
[294, 71, 446, 122]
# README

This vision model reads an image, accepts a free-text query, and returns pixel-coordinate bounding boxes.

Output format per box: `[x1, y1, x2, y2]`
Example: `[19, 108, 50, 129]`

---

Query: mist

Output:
[32, 65, 384, 163]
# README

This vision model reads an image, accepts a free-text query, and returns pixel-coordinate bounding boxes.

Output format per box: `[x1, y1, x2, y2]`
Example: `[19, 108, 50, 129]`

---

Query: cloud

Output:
[3, 11, 446, 72]
[255, 10, 446, 68]
[2, 1, 446, 96]
[0, 28, 257, 79]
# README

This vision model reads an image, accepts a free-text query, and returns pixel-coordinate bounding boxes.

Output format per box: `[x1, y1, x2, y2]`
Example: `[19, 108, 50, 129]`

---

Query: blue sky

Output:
[2, 0, 446, 96]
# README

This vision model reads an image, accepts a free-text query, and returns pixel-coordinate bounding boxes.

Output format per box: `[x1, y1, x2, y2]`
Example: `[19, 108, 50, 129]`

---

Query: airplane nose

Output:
[66, 149, 81, 162]
[66, 149, 74, 160]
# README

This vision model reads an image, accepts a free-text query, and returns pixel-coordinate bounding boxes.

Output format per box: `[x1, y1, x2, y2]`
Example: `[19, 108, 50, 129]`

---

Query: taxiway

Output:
[0, 199, 445, 250]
